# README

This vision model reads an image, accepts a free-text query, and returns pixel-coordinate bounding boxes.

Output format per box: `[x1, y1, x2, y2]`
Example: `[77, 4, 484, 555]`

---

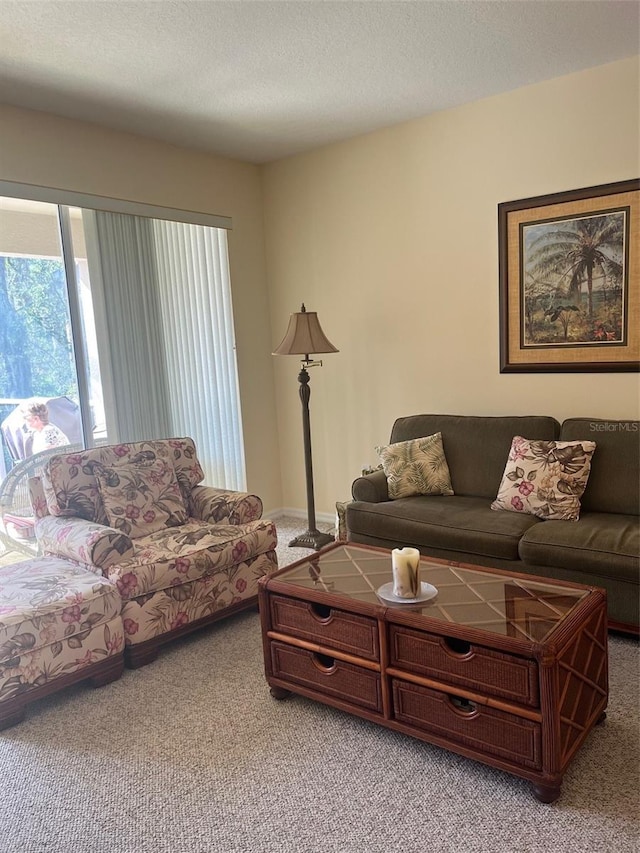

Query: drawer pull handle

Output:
[442, 636, 472, 657]
[448, 695, 478, 717]
[312, 652, 337, 673]
[309, 602, 333, 621]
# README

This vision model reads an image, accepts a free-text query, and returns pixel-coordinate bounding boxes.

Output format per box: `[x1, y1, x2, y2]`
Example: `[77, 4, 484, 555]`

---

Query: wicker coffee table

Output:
[258, 543, 608, 803]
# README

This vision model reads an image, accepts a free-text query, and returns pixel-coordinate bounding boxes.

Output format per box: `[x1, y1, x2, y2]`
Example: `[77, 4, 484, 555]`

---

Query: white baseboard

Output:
[263, 507, 336, 525]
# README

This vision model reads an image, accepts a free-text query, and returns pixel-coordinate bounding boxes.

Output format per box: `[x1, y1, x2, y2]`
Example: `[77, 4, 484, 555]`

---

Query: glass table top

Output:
[274, 544, 589, 643]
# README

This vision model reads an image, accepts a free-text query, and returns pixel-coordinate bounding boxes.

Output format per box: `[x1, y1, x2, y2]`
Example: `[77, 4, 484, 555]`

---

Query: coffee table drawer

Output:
[392, 678, 542, 770]
[389, 626, 539, 707]
[270, 640, 382, 713]
[270, 595, 379, 661]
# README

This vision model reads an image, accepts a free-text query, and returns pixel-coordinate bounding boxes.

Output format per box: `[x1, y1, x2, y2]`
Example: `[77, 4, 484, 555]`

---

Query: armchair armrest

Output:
[191, 485, 263, 525]
[35, 515, 135, 573]
[351, 470, 389, 503]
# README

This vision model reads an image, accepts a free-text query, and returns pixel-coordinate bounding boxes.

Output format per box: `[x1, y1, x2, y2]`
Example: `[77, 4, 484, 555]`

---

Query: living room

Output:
[3, 57, 638, 526]
[0, 2, 638, 851]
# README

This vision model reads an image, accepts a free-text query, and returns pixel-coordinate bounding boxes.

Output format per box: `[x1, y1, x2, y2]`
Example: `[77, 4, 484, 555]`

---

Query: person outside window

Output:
[22, 401, 70, 453]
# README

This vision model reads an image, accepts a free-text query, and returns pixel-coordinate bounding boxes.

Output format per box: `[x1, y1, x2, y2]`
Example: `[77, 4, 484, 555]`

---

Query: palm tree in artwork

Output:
[527, 213, 624, 318]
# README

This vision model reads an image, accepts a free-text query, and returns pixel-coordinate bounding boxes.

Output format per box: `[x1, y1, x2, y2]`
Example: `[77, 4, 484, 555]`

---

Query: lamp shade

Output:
[273, 304, 339, 357]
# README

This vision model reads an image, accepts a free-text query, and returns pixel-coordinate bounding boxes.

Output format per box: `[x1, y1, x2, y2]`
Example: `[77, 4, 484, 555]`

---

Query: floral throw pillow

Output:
[95, 459, 188, 538]
[376, 433, 454, 500]
[491, 436, 596, 522]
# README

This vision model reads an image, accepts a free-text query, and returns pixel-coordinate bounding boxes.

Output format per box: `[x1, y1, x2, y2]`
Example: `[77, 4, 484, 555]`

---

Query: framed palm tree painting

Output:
[498, 179, 639, 372]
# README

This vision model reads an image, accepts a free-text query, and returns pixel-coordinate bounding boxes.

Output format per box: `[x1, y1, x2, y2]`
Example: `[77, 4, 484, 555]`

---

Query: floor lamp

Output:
[273, 304, 338, 550]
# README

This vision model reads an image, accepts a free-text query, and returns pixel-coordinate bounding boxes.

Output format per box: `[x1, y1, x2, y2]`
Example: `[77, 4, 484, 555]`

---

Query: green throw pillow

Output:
[376, 433, 454, 500]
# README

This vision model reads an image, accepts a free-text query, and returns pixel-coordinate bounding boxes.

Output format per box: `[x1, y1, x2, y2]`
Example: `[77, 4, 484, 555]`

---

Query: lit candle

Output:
[392, 547, 421, 598]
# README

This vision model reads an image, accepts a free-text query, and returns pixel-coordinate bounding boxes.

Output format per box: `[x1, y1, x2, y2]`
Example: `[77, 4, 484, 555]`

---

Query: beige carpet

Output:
[0, 517, 638, 853]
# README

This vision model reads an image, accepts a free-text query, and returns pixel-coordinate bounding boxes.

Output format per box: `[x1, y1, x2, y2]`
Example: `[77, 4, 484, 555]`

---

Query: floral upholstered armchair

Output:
[29, 438, 278, 667]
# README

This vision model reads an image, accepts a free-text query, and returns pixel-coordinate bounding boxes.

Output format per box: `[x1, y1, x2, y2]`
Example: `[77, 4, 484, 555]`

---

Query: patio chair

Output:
[0, 444, 82, 558]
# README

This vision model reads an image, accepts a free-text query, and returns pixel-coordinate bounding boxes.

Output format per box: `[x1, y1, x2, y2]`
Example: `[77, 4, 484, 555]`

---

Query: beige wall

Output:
[263, 57, 640, 516]
[0, 104, 282, 511]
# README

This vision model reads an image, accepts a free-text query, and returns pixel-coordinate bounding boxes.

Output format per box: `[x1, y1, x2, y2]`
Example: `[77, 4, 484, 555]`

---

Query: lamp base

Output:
[289, 529, 335, 551]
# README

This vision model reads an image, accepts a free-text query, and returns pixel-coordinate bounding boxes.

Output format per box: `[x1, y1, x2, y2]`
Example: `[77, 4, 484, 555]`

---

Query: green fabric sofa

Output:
[346, 414, 639, 634]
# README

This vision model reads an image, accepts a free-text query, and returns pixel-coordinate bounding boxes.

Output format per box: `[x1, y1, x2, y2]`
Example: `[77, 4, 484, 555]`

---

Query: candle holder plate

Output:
[376, 581, 438, 604]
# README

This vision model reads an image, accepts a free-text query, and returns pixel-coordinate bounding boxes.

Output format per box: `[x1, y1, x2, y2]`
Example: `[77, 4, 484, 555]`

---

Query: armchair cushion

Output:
[105, 518, 277, 600]
[35, 515, 135, 572]
[42, 438, 204, 522]
[0, 556, 122, 652]
[95, 459, 188, 538]
[28, 476, 48, 519]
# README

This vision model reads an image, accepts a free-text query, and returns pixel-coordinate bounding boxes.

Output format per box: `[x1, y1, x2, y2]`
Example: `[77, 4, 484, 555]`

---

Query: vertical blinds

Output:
[88, 212, 172, 442]
[85, 211, 246, 490]
[152, 221, 246, 490]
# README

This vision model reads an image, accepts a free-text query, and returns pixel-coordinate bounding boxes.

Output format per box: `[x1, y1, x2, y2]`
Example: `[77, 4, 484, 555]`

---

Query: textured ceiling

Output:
[0, 1, 638, 164]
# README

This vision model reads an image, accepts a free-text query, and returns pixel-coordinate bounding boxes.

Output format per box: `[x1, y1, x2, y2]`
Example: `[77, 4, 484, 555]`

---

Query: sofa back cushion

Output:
[560, 418, 639, 515]
[389, 415, 560, 499]
[42, 438, 204, 522]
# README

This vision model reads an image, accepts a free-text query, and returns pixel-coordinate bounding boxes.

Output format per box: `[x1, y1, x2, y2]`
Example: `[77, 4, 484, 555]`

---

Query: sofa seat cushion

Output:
[519, 512, 640, 583]
[0, 556, 122, 655]
[105, 518, 277, 600]
[347, 496, 541, 561]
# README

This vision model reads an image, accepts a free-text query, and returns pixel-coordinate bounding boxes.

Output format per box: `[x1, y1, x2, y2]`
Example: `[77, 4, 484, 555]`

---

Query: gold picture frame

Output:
[498, 179, 639, 372]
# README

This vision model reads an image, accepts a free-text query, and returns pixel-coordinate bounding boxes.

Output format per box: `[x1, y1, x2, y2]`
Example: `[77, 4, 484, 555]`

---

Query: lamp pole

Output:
[290, 361, 334, 550]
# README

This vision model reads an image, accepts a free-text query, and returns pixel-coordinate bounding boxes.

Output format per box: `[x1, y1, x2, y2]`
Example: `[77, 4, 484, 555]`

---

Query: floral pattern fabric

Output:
[28, 476, 49, 520]
[376, 432, 455, 499]
[335, 501, 350, 542]
[0, 556, 124, 707]
[105, 519, 277, 600]
[191, 485, 263, 525]
[36, 515, 135, 571]
[491, 436, 596, 521]
[27, 438, 279, 653]
[96, 459, 188, 538]
[0, 617, 123, 708]
[120, 549, 277, 645]
[0, 557, 122, 648]
[42, 438, 204, 522]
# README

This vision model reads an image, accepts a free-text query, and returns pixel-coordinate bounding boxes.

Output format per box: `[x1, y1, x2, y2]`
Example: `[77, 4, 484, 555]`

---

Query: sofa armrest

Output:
[35, 515, 135, 572]
[191, 485, 263, 525]
[351, 470, 389, 503]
